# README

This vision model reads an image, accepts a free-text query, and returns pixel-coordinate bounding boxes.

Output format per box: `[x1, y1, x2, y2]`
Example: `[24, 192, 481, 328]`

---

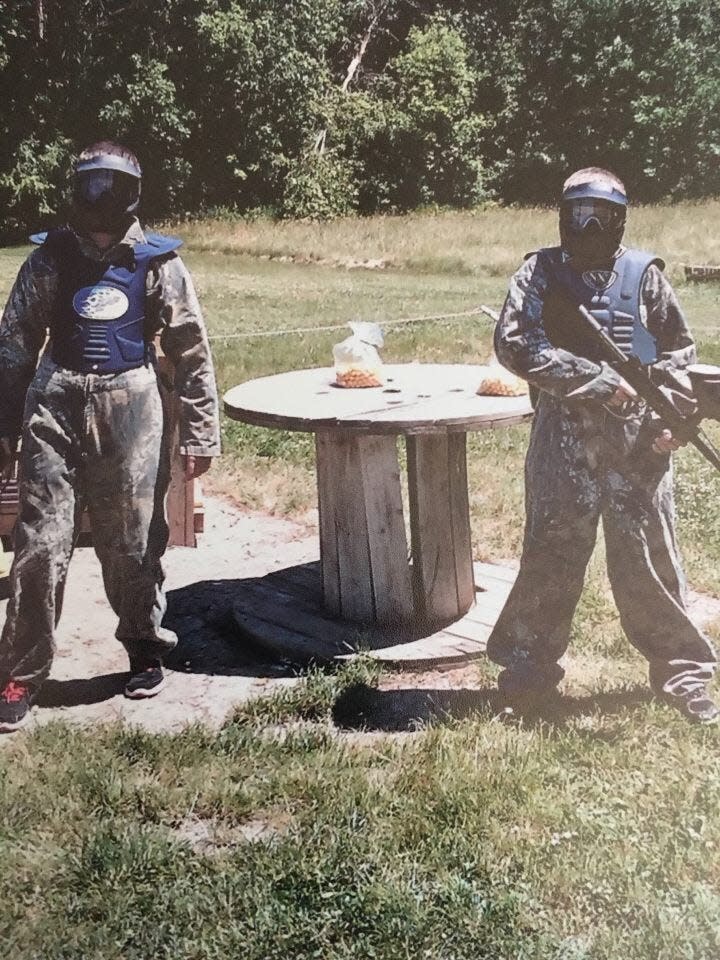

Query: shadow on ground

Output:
[38, 578, 292, 709]
[38, 672, 129, 707]
[161, 578, 285, 676]
[332, 682, 655, 733]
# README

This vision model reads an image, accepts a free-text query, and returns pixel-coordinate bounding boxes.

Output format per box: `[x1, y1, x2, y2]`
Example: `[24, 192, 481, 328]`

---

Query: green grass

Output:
[3, 663, 720, 958]
[3, 206, 720, 957]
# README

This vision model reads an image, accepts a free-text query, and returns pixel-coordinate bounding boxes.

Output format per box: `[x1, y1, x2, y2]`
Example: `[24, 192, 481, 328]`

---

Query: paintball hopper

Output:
[687, 364, 720, 421]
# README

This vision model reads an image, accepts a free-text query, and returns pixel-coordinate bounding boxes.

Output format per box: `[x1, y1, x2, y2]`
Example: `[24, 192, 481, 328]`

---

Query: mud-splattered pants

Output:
[0, 356, 178, 687]
[487, 396, 716, 701]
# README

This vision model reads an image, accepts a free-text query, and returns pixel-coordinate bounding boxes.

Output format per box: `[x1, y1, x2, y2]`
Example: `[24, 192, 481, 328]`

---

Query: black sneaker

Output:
[0, 679, 36, 732]
[125, 660, 166, 699]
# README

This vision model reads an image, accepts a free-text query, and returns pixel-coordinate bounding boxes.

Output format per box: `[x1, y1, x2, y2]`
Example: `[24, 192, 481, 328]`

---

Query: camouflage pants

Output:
[0, 356, 178, 687]
[487, 399, 717, 700]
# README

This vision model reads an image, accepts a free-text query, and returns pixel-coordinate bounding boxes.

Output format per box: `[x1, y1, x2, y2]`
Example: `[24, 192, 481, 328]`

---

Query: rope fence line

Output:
[207, 307, 720, 343]
[207, 306, 491, 342]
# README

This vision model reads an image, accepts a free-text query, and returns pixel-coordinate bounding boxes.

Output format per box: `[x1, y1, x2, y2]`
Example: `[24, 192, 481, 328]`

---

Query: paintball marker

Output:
[479, 302, 720, 472]
[574, 304, 720, 472]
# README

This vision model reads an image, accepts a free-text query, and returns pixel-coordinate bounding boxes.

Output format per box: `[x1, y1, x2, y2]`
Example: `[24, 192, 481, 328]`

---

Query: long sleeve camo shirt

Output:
[0, 219, 221, 457]
[495, 248, 696, 405]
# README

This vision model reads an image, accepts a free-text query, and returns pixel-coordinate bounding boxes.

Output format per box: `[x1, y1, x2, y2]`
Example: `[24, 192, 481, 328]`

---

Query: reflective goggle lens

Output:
[561, 200, 622, 231]
[75, 170, 137, 207]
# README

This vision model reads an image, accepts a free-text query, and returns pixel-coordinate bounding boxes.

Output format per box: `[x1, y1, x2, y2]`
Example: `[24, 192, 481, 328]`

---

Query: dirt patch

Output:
[2, 495, 317, 738]
[3, 494, 719, 738]
[172, 811, 293, 854]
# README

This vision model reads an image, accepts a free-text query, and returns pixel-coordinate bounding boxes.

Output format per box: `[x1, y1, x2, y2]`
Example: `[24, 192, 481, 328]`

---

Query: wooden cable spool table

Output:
[224, 363, 533, 632]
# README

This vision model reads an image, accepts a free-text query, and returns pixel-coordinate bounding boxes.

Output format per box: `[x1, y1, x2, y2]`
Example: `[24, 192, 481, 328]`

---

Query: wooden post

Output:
[407, 432, 475, 625]
[316, 430, 414, 625]
[157, 354, 197, 548]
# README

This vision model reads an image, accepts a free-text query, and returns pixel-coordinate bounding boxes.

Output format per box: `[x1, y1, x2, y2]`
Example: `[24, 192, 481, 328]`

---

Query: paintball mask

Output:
[559, 178, 627, 265]
[71, 149, 142, 234]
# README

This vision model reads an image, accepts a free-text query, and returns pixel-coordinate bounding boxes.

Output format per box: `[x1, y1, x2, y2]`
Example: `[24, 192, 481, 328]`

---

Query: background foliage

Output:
[2, 0, 720, 235]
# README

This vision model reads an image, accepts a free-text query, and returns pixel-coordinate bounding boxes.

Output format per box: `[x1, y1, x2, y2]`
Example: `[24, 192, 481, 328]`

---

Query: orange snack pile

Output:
[476, 352, 528, 397]
[335, 368, 383, 388]
[477, 372, 527, 397]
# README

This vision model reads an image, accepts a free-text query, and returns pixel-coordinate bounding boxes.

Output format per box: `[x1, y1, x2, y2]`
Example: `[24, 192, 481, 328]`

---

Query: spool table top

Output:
[223, 363, 533, 436]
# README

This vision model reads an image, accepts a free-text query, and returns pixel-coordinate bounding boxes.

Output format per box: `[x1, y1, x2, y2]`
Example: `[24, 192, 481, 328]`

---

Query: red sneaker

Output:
[0, 679, 35, 732]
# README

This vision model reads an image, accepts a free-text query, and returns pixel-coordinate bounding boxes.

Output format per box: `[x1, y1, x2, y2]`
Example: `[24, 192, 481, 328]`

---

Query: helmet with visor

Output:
[71, 142, 142, 234]
[559, 168, 627, 264]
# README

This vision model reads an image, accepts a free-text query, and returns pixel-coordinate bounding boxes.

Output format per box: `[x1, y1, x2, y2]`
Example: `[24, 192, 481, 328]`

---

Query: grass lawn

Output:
[2, 206, 720, 957]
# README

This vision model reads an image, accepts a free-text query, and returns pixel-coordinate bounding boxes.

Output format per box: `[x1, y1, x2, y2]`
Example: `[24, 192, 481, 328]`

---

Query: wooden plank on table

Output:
[265, 561, 323, 602]
[465, 608, 506, 630]
[359, 435, 414, 624]
[316, 432, 343, 617]
[466, 589, 513, 627]
[316, 431, 375, 622]
[440, 617, 492, 645]
[233, 607, 344, 663]
[364, 634, 486, 667]
[448, 432, 475, 612]
[224, 365, 532, 436]
[408, 433, 457, 622]
[473, 561, 518, 585]
[234, 579, 371, 650]
[407, 433, 474, 624]
[474, 584, 513, 603]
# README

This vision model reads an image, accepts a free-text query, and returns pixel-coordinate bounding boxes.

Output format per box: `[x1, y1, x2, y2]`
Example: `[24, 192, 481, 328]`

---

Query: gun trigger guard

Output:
[602, 397, 645, 421]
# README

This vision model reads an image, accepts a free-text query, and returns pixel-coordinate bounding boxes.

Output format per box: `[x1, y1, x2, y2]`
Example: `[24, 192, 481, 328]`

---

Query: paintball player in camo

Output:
[487, 166, 719, 724]
[0, 141, 221, 732]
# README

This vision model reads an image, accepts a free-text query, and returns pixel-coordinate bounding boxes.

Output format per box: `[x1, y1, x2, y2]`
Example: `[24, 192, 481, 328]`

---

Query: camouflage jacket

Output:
[0, 219, 220, 457]
[496, 249, 696, 406]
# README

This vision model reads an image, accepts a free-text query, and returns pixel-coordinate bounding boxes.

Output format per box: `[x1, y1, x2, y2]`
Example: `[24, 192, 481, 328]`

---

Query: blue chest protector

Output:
[533, 246, 663, 366]
[31, 228, 182, 374]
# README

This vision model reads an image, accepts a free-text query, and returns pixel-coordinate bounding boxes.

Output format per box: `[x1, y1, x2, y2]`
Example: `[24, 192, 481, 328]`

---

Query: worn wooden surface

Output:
[226, 363, 531, 628]
[407, 433, 475, 623]
[232, 560, 518, 669]
[224, 364, 532, 436]
[316, 431, 414, 623]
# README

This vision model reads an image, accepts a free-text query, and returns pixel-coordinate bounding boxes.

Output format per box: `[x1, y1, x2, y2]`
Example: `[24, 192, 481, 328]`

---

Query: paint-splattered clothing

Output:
[0, 220, 220, 686]
[486, 251, 716, 701]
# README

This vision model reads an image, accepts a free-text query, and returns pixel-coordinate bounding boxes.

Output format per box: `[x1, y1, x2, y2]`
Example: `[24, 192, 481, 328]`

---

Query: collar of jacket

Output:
[73, 217, 146, 262]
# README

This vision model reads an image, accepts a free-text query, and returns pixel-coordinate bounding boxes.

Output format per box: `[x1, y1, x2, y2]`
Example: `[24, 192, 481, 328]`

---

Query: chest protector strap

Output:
[32, 228, 182, 374]
[534, 246, 662, 366]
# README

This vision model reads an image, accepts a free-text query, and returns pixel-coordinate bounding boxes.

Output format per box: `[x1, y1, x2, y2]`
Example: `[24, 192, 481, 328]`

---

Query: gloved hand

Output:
[652, 428, 684, 454]
[0, 437, 17, 483]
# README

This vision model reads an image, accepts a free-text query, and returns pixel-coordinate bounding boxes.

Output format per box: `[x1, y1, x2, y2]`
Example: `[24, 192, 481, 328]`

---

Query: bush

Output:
[280, 151, 358, 220]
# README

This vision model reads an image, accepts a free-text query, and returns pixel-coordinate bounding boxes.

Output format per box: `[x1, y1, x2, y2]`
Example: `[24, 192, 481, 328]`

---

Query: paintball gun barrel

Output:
[575, 304, 720, 472]
[479, 302, 720, 473]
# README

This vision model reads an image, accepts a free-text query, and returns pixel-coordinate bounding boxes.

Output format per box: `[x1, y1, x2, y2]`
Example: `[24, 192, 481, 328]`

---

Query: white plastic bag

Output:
[333, 321, 384, 388]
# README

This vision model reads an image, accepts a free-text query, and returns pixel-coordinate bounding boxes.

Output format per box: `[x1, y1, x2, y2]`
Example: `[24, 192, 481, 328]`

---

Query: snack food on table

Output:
[477, 355, 528, 397]
[335, 367, 383, 388]
[333, 321, 384, 388]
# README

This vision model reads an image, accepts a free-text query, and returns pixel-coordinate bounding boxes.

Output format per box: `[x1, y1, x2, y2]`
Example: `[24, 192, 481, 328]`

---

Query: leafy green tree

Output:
[458, 0, 720, 201]
[1, 0, 720, 233]
[334, 16, 487, 212]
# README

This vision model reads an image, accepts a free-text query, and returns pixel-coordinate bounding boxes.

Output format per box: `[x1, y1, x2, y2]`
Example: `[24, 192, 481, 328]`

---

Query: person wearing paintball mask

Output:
[0, 141, 220, 731]
[487, 166, 718, 724]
